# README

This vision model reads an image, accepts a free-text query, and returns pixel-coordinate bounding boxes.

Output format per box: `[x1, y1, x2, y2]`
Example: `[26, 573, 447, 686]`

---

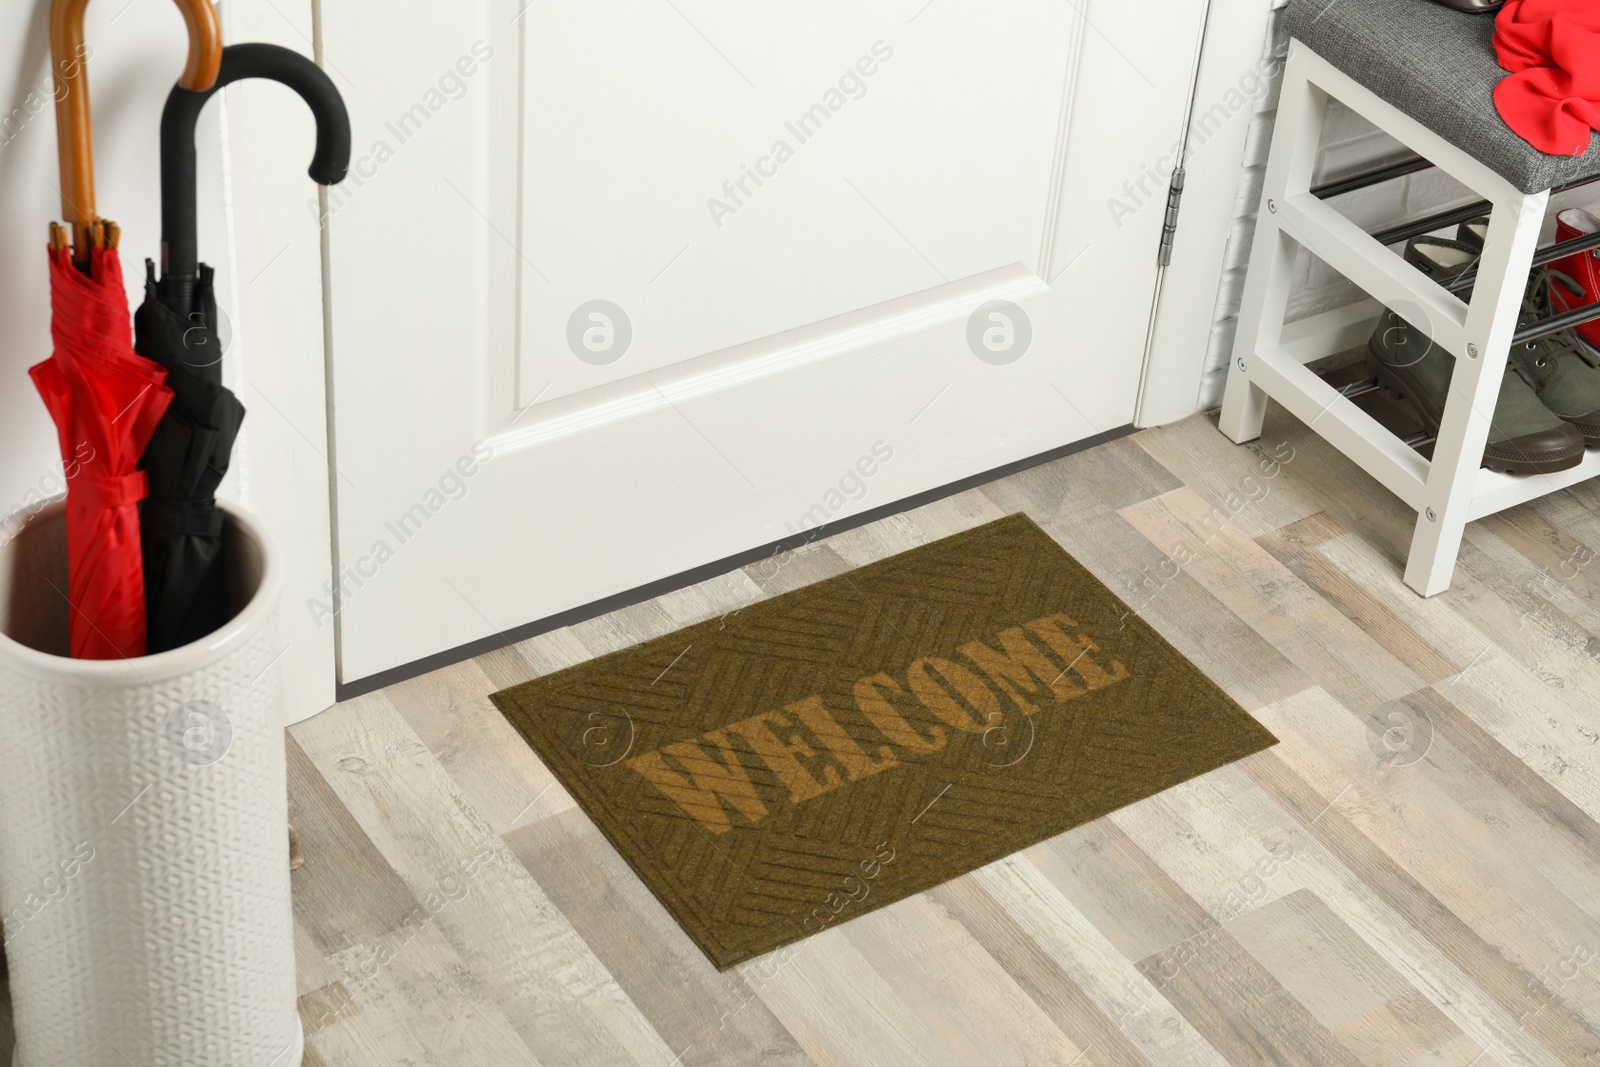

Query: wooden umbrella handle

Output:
[170, 0, 224, 92]
[50, 0, 222, 262]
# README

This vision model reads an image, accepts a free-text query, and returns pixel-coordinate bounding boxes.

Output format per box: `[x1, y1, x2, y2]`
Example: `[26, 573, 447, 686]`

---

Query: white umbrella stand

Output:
[0, 498, 299, 1067]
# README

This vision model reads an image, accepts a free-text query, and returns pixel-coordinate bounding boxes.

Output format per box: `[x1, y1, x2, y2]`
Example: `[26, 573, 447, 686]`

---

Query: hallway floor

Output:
[8, 406, 1600, 1066]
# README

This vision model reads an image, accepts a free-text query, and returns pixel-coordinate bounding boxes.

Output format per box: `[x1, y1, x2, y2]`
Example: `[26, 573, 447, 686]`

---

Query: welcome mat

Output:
[490, 514, 1276, 969]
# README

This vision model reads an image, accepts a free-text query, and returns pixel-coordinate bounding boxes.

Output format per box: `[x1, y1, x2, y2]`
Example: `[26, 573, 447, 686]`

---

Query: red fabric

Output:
[29, 246, 173, 660]
[1494, 0, 1600, 156]
[1550, 209, 1600, 346]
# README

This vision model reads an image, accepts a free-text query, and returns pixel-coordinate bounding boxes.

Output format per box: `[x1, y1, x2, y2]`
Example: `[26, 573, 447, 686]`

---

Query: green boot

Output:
[1367, 237, 1585, 475]
[1511, 268, 1600, 446]
[1457, 216, 1490, 250]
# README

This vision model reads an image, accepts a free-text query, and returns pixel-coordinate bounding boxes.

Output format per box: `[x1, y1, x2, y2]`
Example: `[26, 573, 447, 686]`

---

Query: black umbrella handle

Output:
[161, 42, 351, 299]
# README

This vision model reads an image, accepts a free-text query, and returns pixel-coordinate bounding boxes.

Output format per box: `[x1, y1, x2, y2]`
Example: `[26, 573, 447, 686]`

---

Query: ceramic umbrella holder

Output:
[0, 498, 299, 1067]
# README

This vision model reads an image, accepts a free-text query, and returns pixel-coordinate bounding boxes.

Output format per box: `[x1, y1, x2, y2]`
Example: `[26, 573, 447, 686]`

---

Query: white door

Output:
[320, 0, 1209, 685]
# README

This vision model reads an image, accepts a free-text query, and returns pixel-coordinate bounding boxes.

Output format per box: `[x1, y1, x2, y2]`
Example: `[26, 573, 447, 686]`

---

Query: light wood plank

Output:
[979, 433, 1184, 523]
[1223, 403, 1421, 567]
[1249, 688, 1600, 1036]
[1122, 486, 1424, 712]
[287, 735, 424, 956]
[1030, 504, 1311, 713]
[1258, 512, 1462, 685]
[385, 659, 575, 834]
[1227, 889, 1482, 1066]
[0, 969, 11, 1064]
[737, 923, 959, 1066]
[319, 921, 544, 1066]
[839, 892, 1092, 1066]
[1330, 992, 1497, 1067]
[1133, 410, 1317, 538]
[970, 856, 1233, 1067]
[931, 873, 1164, 1067]
[1316, 531, 1600, 821]
[298, 980, 359, 1038]
[1137, 924, 1368, 1067]
[1243, 744, 1592, 1066]
[1109, 747, 1573, 1067]
[1479, 506, 1600, 622]
[292, 692, 674, 1066]
[505, 807, 816, 1067]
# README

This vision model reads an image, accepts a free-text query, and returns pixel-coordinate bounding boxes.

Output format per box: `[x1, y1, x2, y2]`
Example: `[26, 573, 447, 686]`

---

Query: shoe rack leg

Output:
[1218, 224, 1292, 444]
[1220, 47, 1327, 445]
[1403, 187, 1547, 596]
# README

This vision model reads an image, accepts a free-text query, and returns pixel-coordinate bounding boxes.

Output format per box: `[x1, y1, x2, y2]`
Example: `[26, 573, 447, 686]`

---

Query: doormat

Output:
[490, 514, 1276, 969]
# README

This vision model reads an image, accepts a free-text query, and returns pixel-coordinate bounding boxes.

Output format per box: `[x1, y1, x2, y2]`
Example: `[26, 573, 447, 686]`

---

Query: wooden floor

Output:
[9, 406, 1600, 1066]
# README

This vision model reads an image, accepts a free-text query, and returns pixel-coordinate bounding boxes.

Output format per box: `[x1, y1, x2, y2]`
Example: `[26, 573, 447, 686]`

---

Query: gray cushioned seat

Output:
[1288, 0, 1600, 193]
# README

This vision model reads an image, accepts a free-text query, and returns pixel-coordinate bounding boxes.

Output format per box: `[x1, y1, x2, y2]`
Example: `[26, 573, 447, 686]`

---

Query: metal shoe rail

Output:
[1314, 157, 1600, 343]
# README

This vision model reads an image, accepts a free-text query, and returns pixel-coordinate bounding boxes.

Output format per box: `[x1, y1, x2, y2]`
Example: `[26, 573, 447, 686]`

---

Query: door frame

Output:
[1138, 0, 1286, 427]
[224, 0, 339, 725]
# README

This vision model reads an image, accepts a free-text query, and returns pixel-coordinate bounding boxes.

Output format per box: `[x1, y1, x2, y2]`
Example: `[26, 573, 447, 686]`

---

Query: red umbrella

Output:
[30, 243, 174, 659]
[28, 0, 220, 659]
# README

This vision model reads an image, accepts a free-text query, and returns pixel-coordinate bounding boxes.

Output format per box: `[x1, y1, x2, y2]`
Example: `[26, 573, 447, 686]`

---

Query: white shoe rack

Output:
[1220, 40, 1600, 596]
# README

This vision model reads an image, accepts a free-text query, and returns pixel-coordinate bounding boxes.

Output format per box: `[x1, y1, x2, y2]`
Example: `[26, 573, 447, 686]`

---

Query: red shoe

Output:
[1550, 208, 1600, 351]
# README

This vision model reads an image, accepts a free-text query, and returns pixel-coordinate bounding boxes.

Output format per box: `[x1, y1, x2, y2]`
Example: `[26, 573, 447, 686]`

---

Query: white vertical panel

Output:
[221, 0, 340, 723]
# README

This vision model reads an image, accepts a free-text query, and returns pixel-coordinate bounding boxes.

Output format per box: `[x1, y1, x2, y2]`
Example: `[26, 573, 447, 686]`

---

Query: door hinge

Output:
[1157, 167, 1185, 267]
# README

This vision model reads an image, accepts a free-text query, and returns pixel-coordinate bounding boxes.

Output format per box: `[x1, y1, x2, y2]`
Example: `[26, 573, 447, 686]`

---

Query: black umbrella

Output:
[139, 42, 350, 652]
[135, 261, 244, 651]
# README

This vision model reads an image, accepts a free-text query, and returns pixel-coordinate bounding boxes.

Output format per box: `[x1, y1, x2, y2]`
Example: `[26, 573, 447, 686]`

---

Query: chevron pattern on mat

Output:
[490, 513, 1277, 969]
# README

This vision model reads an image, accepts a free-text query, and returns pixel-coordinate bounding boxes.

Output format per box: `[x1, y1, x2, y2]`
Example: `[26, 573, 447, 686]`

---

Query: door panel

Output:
[520, 0, 1079, 402]
[323, 0, 1207, 682]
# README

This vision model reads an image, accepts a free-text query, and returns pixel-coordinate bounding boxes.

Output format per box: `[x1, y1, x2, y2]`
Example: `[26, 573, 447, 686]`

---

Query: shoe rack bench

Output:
[1219, 38, 1600, 597]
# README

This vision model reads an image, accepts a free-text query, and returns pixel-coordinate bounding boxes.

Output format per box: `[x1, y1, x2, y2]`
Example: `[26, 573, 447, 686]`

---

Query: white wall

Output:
[1137, 0, 1287, 428]
[1, 1, 232, 513]
[0, 0, 337, 723]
